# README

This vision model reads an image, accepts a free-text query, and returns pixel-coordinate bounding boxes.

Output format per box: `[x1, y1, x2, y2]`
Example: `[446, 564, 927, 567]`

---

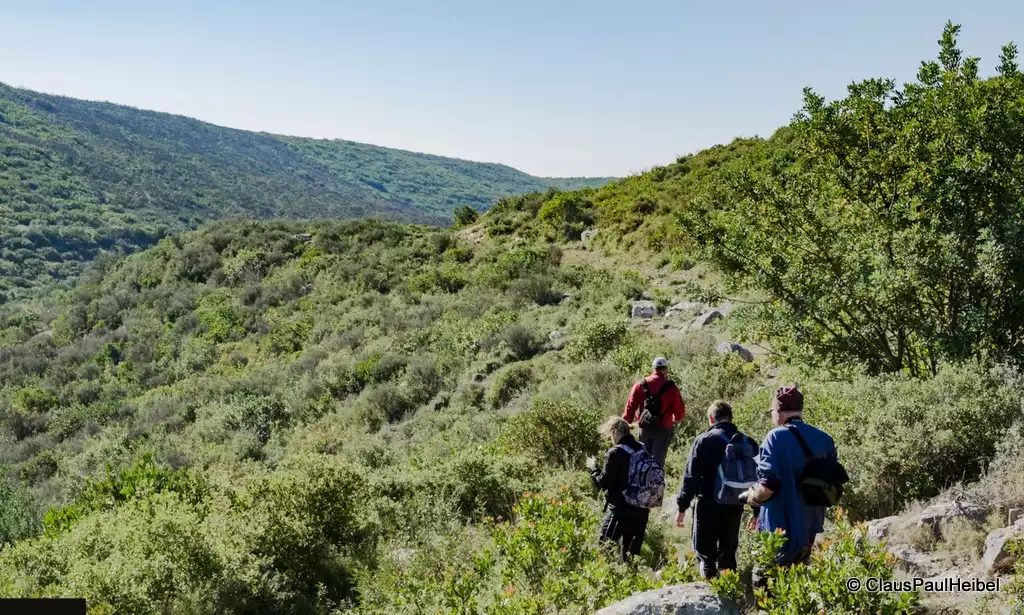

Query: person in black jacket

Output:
[587, 416, 650, 563]
[674, 400, 757, 579]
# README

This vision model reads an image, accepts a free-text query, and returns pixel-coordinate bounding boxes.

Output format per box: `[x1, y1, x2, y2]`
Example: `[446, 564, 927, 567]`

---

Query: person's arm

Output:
[591, 448, 621, 491]
[746, 432, 781, 507]
[670, 385, 685, 424]
[676, 434, 707, 512]
[622, 382, 642, 424]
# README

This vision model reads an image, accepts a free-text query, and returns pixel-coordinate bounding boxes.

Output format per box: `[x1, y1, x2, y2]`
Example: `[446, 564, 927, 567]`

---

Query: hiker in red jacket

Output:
[622, 357, 686, 467]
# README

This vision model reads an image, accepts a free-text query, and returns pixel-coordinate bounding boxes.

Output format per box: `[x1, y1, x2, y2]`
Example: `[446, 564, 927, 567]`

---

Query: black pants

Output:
[598, 507, 650, 563]
[691, 498, 744, 579]
[638, 424, 675, 468]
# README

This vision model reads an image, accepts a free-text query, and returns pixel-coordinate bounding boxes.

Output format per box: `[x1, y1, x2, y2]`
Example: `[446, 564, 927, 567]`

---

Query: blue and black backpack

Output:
[713, 431, 759, 506]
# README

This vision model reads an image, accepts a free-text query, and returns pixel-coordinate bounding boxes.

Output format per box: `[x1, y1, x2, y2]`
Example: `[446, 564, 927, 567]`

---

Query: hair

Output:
[598, 416, 630, 439]
[707, 400, 733, 422]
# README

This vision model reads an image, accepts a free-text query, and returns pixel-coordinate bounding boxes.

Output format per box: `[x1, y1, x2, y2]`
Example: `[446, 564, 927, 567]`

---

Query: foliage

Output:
[0, 82, 610, 299]
[498, 397, 604, 469]
[752, 510, 919, 614]
[680, 24, 1024, 376]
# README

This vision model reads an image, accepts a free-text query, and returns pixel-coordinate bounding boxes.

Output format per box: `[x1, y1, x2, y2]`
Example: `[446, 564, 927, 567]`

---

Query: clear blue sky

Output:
[1, 1, 1021, 177]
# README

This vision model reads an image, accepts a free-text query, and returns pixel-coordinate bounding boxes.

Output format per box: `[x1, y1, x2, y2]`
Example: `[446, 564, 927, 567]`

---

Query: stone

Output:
[549, 330, 564, 341]
[631, 300, 659, 319]
[594, 583, 740, 615]
[665, 301, 704, 318]
[715, 341, 754, 363]
[866, 515, 902, 543]
[293, 233, 313, 242]
[888, 545, 942, 577]
[549, 336, 569, 351]
[690, 310, 724, 330]
[1010, 508, 1023, 525]
[982, 517, 1024, 574]
[916, 499, 989, 532]
[559, 292, 573, 303]
[581, 228, 599, 243]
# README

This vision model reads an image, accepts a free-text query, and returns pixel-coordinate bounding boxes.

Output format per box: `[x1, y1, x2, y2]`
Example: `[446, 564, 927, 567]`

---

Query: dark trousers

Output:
[691, 498, 744, 579]
[751, 543, 813, 590]
[638, 424, 675, 467]
[598, 507, 650, 563]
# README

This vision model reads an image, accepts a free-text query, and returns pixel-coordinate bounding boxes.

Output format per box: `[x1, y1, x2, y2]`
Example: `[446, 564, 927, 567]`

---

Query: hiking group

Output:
[586, 357, 848, 588]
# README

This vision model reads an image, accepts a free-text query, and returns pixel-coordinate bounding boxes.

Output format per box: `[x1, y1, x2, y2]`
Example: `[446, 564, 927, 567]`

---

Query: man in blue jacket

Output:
[740, 385, 837, 589]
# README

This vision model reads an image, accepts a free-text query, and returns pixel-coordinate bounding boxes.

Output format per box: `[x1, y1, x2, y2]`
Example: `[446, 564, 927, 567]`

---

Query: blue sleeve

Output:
[757, 430, 782, 492]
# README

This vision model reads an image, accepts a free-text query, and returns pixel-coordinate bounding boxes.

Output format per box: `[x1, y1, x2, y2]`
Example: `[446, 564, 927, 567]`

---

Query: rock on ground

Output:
[690, 310, 723, 329]
[632, 300, 659, 319]
[595, 583, 740, 615]
[866, 515, 901, 543]
[888, 545, 944, 577]
[581, 229, 599, 243]
[917, 499, 989, 531]
[665, 301, 704, 318]
[983, 517, 1024, 574]
[715, 341, 754, 363]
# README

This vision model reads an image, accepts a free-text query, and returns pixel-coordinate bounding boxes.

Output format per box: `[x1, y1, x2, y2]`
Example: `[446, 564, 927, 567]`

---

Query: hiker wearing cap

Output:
[674, 400, 759, 579]
[587, 417, 665, 563]
[740, 385, 840, 589]
[622, 357, 686, 468]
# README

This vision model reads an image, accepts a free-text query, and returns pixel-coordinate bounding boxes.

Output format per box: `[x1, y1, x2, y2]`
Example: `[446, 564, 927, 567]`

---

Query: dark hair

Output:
[707, 400, 733, 422]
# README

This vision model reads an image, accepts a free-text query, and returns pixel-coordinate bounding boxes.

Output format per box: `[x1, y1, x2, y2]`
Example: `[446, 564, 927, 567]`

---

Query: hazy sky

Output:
[1, 1, 1022, 177]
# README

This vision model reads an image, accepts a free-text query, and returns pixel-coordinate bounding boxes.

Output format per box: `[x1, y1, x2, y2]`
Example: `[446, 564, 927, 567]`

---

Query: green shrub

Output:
[564, 320, 628, 363]
[489, 362, 536, 408]
[493, 323, 544, 362]
[499, 397, 603, 469]
[752, 510, 919, 614]
[507, 274, 561, 307]
[452, 206, 479, 227]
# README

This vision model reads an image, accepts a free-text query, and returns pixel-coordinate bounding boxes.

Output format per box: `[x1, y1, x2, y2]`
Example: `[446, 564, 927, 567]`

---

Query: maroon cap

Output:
[771, 385, 803, 413]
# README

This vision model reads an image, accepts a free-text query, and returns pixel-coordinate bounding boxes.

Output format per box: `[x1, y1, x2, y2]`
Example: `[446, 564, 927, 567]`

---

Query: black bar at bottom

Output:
[0, 599, 86, 614]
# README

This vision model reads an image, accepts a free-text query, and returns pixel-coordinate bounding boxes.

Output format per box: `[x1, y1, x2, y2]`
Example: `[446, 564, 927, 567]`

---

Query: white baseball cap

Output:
[652, 357, 669, 369]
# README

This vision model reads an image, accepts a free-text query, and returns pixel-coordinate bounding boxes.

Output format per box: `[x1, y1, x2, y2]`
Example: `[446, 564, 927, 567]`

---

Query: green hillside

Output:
[0, 82, 611, 300]
[0, 22, 1023, 614]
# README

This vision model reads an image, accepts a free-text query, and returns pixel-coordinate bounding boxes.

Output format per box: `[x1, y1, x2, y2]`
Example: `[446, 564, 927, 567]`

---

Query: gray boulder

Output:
[595, 583, 740, 615]
[917, 499, 989, 532]
[888, 545, 942, 577]
[690, 310, 723, 329]
[581, 229, 599, 243]
[715, 341, 754, 363]
[866, 515, 901, 543]
[665, 301, 704, 318]
[632, 301, 659, 319]
[982, 517, 1024, 574]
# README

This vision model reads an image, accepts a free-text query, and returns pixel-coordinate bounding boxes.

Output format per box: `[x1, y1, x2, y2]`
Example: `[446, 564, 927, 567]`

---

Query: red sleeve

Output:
[671, 388, 686, 423]
[623, 382, 643, 423]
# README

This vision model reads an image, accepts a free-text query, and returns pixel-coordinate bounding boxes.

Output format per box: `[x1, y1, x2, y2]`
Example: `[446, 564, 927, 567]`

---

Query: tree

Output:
[453, 205, 479, 227]
[680, 23, 1024, 376]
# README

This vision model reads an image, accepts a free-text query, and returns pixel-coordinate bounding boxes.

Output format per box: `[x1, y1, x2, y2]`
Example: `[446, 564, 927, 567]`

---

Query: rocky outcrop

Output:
[716, 341, 754, 363]
[888, 545, 944, 577]
[632, 301, 659, 319]
[665, 301, 704, 318]
[916, 500, 989, 532]
[595, 583, 740, 615]
[983, 517, 1024, 574]
[690, 310, 723, 329]
[866, 515, 901, 543]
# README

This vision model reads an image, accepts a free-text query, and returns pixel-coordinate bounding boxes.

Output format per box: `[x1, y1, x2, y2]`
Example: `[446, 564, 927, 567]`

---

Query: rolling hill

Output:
[0, 82, 612, 300]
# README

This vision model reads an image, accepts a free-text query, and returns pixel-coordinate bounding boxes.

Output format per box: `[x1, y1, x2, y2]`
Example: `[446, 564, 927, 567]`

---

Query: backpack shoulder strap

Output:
[785, 424, 814, 460]
[654, 380, 675, 399]
[616, 443, 636, 456]
[640, 381, 651, 397]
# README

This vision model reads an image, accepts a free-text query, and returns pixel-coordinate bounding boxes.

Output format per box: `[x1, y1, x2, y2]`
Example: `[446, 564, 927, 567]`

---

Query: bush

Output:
[564, 320, 628, 363]
[489, 362, 536, 409]
[752, 509, 919, 614]
[499, 397, 603, 469]
[507, 274, 561, 307]
[452, 206, 479, 227]
[493, 323, 544, 362]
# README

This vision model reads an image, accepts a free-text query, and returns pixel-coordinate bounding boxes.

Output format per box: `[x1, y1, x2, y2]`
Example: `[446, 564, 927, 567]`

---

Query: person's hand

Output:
[585, 456, 597, 471]
[675, 511, 686, 528]
[746, 516, 758, 532]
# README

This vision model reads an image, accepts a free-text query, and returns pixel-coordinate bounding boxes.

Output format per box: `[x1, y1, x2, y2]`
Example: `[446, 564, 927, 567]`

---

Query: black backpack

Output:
[786, 424, 849, 507]
[639, 380, 675, 429]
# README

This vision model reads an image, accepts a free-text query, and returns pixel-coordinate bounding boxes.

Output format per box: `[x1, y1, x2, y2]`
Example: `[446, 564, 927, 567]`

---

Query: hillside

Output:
[0, 82, 612, 300]
[0, 22, 1023, 615]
